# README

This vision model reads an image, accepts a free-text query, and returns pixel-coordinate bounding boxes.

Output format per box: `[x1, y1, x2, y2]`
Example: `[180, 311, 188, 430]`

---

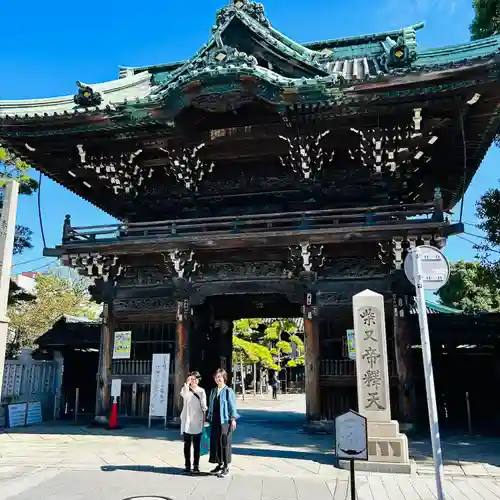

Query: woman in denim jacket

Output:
[207, 368, 239, 478]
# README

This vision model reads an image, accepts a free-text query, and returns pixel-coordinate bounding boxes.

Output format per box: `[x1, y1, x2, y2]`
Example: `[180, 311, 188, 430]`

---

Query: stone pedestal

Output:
[351, 289, 410, 472]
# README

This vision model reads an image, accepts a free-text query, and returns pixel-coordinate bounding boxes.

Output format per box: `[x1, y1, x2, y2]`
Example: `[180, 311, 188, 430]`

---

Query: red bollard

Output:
[107, 397, 121, 430]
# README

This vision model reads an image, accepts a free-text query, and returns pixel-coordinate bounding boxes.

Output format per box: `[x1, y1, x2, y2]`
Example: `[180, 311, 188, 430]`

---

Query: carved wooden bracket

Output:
[63, 252, 123, 282]
[75, 144, 151, 196]
[278, 131, 334, 181]
[162, 249, 199, 280]
[288, 243, 325, 277]
[161, 143, 214, 191]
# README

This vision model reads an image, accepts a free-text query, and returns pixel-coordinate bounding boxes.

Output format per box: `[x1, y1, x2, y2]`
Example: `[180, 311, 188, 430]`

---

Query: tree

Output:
[262, 319, 304, 369]
[7, 271, 97, 357]
[470, 0, 500, 40]
[0, 147, 39, 255]
[437, 260, 500, 312]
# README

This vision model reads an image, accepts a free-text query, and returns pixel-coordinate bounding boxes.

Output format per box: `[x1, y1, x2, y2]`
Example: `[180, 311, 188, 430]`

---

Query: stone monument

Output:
[350, 289, 411, 472]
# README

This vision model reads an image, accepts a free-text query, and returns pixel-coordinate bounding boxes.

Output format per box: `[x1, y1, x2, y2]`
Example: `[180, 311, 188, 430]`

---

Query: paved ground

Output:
[0, 395, 499, 498]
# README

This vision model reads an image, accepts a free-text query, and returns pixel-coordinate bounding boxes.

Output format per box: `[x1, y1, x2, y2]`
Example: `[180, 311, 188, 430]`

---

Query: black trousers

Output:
[183, 432, 201, 468]
[272, 386, 277, 399]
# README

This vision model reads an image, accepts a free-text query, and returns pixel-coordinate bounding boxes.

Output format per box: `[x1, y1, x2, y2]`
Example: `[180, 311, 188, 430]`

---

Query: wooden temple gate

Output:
[2, 1, 500, 426]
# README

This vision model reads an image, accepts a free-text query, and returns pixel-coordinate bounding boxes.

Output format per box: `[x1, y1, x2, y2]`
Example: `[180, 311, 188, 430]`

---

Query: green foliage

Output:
[437, 260, 500, 312]
[7, 271, 98, 357]
[232, 318, 303, 373]
[470, 0, 500, 40]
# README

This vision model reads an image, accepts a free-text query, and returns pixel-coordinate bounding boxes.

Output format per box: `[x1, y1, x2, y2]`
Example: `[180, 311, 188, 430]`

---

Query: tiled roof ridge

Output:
[303, 22, 425, 50]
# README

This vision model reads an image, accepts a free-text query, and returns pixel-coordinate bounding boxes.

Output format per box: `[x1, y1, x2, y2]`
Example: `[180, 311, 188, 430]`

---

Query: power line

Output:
[456, 235, 500, 255]
[12, 256, 49, 268]
[26, 259, 58, 273]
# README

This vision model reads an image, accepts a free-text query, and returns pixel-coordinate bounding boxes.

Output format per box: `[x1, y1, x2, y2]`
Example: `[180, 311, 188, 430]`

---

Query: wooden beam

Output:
[95, 302, 113, 417]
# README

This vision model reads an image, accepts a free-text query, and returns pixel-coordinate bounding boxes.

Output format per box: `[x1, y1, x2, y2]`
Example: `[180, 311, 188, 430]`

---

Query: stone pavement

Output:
[0, 395, 499, 498]
[2, 465, 500, 499]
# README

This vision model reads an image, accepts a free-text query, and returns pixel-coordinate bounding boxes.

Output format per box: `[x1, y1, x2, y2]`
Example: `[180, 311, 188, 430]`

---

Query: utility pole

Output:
[0, 180, 20, 393]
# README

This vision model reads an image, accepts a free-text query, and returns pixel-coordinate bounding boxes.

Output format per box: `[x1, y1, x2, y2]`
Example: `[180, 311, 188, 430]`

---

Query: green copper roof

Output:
[2, 1, 500, 122]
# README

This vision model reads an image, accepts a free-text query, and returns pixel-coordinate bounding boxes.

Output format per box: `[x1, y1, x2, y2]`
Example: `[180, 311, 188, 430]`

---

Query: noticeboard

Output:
[335, 410, 368, 461]
[8, 402, 27, 428]
[26, 401, 43, 425]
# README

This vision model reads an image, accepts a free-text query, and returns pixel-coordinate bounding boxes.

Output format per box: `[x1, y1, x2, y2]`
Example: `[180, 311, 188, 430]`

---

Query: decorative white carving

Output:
[67, 253, 123, 282]
[75, 145, 151, 196]
[161, 143, 214, 191]
[288, 243, 324, 275]
[392, 237, 404, 270]
[163, 249, 199, 280]
[278, 131, 334, 180]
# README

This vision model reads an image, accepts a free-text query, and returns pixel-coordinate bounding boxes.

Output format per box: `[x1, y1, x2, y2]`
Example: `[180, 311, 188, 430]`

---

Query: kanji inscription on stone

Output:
[353, 290, 391, 422]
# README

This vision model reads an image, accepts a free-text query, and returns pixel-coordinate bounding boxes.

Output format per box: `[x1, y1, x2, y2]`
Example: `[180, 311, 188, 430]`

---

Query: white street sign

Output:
[404, 245, 450, 291]
[335, 410, 368, 461]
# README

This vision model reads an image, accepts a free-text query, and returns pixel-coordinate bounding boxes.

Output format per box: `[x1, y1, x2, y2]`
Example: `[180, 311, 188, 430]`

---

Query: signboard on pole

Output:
[148, 353, 171, 428]
[346, 329, 356, 361]
[403, 245, 450, 291]
[111, 379, 122, 399]
[335, 410, 368, 461]
[113, 331, 132, 360]
[335, 410, 368, 500]
[404, 245, 449, 500]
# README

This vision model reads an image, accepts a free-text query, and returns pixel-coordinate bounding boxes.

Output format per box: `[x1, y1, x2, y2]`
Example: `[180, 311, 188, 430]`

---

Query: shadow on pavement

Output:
[232, 446, 333, 465]
[101, 465, 211, 477]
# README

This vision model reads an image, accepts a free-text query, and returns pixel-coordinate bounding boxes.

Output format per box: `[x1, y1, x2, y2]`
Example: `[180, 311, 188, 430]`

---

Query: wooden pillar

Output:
[304, 291, 321, 421]
[95, 302, 113, 417]
[392, 294, 414, 426]
[173, 300, 190, 421]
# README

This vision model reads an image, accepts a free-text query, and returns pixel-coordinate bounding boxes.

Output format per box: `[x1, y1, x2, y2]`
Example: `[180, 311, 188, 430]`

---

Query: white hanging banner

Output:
[148, 353, 170, 427]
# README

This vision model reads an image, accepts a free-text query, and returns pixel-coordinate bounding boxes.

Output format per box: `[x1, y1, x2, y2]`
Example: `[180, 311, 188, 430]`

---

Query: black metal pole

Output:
[350, 460, 356, 500]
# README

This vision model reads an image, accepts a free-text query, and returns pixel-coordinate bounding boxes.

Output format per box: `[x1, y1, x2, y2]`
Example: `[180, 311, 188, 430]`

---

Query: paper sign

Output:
[113, 331, 132, 359]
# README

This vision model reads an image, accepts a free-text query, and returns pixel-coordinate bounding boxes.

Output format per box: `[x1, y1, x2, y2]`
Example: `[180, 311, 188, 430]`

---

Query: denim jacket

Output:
[207, 386, 239, 425]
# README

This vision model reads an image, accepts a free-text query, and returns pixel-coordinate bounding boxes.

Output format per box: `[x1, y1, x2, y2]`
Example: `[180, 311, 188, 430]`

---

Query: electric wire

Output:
[456, 235, 500, 255]
[26, 259, 58, 273]
[12, 256, 49, 268]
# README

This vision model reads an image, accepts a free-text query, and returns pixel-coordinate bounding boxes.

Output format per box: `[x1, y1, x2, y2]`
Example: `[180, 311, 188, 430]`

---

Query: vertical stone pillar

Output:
[173, 299, 190, 422]
[352, 289, 410, 470]
[304, 291, 321, 422]
[94, 302, 113, 419]
[0, 181, 19, 394]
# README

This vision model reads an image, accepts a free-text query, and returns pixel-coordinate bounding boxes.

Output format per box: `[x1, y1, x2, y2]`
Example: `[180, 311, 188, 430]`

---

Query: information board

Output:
[113, 331, 132, 359]
[346, 329, 356, 361]
[148, 353, 171, 425]
[8, 402, 27, 428]
[335, 410, 368, 461]
[26, 401, 43, 425]
[111, 379, 122, 398]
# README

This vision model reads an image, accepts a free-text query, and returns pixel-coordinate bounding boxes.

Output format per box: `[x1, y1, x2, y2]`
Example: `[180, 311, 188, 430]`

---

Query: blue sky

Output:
[0, 0, 495, 273]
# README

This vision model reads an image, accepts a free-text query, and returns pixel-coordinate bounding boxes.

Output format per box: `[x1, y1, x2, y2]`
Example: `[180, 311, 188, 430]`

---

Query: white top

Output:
[180, 384, 207, 435]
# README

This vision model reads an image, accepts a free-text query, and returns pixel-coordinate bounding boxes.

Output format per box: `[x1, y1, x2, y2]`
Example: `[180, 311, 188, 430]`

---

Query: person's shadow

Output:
[101, 465, 211, 477]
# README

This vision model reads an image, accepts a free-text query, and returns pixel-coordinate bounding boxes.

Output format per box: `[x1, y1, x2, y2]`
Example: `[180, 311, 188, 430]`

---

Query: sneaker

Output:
[210, 464, 223, 474]
[184, 466, 191, 475]
[218, 467, 230, 478]
[193, 467, 200, 475]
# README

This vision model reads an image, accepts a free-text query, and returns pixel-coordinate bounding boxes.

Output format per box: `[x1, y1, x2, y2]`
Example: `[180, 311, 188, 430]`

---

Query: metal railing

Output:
[63, 202, 440, 243]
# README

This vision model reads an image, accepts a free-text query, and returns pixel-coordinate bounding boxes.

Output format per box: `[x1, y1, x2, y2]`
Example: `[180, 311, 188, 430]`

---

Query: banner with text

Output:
[149, 353, 171, 418]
